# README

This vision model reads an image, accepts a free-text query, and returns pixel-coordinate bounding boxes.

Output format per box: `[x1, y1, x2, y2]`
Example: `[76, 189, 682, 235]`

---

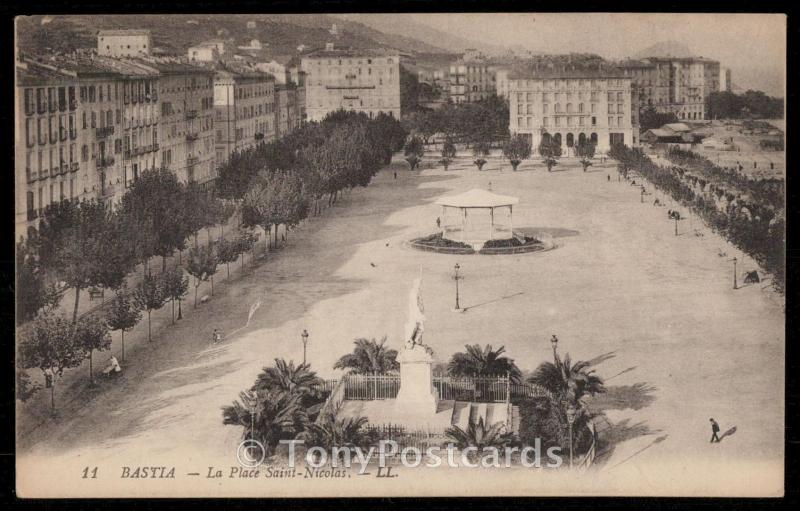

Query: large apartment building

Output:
[16, 61, 83, 240]
[301, 44, 401, 121]
[449, 49, 495, 103]
[146, 60, 216, 187]
[213, 66, 276, 165]
[619, 56, 722, 120]
[507, 65, 636, 155]
[97, 30, 152, 58]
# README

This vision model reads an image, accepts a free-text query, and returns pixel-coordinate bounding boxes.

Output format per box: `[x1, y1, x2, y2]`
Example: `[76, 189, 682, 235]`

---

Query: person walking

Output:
[436, 217, 441, 229]
[213, 328, 222, 344]
[709, 418, 721, 443]
[607, 174, 610, 182]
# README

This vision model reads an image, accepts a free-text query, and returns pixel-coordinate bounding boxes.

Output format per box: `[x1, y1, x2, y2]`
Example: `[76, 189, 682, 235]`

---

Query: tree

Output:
[133, 272, 166, 342]
[105, 285, 141, 362]
[445, 416, 514, 456]
[120, 168, 188, 272]
[447, 344, 522, 382]
[334, 337, 399, 374]
[404, 136, 425, 170]
[503, 134, 532, 171]
[16, 369, 41, 402]
[252, 359, 325, 411]
[161, 266, 189, 325]
[16, 237, 61, 325]
[186, 245, 217, 307]
[298, 402, 375, 458]
[575, 140, 596, 172]
[527, 354, 606, 405]
[215, 238, 239, 279]
[222, 388, 306, 455]
[74, 313, 111, 385]
[18, 312, 84, 414]
[440, 138, 456, 170]
[538, 136, 562, 172]
[242, 170, 308, 250]
[233, 230, 259, 271]
[38, 199, 128, 324]
[472, 139, 491, 171]
[639, 106, 680, 130]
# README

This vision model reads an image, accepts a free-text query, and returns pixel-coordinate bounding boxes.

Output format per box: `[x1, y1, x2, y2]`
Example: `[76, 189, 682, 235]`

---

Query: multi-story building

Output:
[449, 49, 495, 103]
[15, 60, 84, 239]
[301, 43, 401, 121]
[97, 30, 152, 58]
[188, 39, 232, 63]
[213, 65, 275, 165]
[620, 56, 721, 120]
[507, 66, 636, 155]
[275, 83, 298, 138]
[147, 60, 216, 187]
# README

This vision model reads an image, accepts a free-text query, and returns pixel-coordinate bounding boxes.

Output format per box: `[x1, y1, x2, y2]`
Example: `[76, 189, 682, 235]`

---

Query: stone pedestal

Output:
[395, 346, 438, 417]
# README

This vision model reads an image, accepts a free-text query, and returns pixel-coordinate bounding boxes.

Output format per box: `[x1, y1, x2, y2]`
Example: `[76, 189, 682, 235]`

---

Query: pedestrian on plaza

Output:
[709, 418, 721, 443]
[212, 328, 222, 344]
[436, 217, 441, 229]
[394, 171, 397, 180]
[607, 174, 610, 182]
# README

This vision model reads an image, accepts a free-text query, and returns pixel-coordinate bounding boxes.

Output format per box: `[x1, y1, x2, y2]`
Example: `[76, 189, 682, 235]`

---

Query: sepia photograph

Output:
[13, 11, 786, 499]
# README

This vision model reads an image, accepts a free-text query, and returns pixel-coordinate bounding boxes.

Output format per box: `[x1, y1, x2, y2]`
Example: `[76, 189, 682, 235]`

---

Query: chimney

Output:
[325, 42, 334, 51]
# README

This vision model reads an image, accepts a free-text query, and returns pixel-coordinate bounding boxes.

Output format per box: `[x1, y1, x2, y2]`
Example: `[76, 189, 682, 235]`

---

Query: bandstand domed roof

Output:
[435, 188, 519, 208]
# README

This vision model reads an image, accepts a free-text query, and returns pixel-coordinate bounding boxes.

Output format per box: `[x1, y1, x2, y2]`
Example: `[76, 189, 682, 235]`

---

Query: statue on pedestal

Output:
[403, 275, 433, 356]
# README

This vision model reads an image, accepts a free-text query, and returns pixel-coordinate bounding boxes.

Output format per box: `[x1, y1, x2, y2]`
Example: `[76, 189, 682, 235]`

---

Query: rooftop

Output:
[436, 188, 519, 209]
[302, 46, 399, 59]
[97, 29, 151, 37]
[508, 62, 626, 80]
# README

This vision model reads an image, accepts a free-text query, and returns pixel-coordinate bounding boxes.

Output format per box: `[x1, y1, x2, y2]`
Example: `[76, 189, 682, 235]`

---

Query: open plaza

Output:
[17, 152, 784, 496]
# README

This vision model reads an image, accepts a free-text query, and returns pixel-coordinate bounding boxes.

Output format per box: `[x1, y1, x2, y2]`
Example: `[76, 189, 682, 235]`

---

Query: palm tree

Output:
[527, 354, 606, 405]
[222, 388, 306, 454]
[333, 337, 399, 374]
[445, 417, 515, 458]
[447, 344, 522, 383]
[298, 402, 376, 459]
[252, 358, 323, 395]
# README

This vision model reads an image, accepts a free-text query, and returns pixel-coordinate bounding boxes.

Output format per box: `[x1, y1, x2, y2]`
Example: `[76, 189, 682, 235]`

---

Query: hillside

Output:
[16, 14, 448, 57]
[633, 40, 694, 59]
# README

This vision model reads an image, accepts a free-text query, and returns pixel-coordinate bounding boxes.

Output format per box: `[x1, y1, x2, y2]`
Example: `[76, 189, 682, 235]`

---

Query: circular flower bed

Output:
[408, 232, 552, 255]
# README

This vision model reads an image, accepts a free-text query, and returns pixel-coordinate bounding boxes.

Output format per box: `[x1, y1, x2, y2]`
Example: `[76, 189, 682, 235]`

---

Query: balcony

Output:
[97, 156, 115, 168]
[70, 162, 79, 173]
[96, 126, 115, 139]
[186, 156, 199, 166]
[186, 132, 199, 142]
[185, 110, 198, 120]
[59, 163, 70, 175]
[38, 167, 49, 180]
[26, 167, 36, 183]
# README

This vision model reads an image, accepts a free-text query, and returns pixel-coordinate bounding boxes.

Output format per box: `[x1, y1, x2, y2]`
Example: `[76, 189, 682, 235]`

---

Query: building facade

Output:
[301, 44, 401, 121]
[15, 61, 85, 239]
[97, 30, 152, 58]
[151, 61, 216, 186]
[508, 68, 636, 155]
[214, 67, 275, 165]
[620, 56, 721, 121]
[449, 49, 495, 103]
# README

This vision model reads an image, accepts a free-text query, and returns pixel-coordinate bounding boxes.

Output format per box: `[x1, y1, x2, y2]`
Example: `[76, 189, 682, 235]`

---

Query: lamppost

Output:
[550, 334, 559, 363]
[566, 404, 577, 469]
[452, 263, 463, 311]
[674, 214, 679, 236]
[732, 257, 738, 290]
[301, 329, 309, 365]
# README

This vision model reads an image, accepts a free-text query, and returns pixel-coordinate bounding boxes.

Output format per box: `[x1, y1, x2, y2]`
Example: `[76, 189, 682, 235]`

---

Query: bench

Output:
[88, 288, 104, 301]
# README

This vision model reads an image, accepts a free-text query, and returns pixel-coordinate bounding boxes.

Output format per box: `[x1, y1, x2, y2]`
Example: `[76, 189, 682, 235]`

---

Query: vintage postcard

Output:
[14, 12, 785, 498]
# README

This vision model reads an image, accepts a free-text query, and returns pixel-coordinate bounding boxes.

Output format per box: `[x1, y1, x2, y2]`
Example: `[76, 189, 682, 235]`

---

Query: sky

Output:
[402, 13, 786, 96]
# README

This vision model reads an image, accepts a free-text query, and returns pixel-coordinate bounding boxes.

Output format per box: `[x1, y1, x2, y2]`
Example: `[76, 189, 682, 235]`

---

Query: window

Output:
[25, 118, 34, 147]
[608, 117, 614, 127]
[82, 145, 88, 162]
[591, 116, 597, 126]
[24, 89, 35, 115]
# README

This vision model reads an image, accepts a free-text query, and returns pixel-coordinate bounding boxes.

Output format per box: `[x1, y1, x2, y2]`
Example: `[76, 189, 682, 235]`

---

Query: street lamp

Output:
[301, 329, 309, 365]
[732, 257, 738, 290]
[550, 335, 559, 363]
[452, 263, 463, 311]
[566, 404, 577, 469]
